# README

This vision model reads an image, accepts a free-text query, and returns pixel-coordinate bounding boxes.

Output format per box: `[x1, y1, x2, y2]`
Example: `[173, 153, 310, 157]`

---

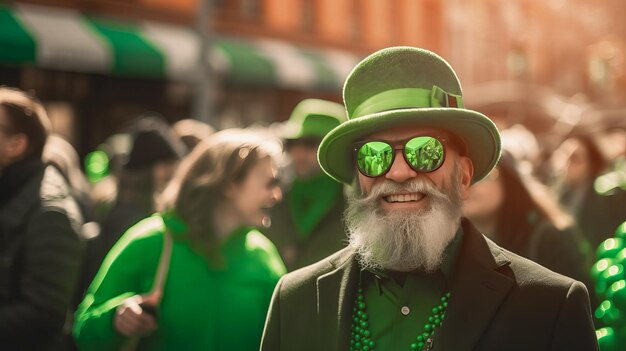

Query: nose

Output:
[271, 185, 283, 203]
[385, 150, 418, 183]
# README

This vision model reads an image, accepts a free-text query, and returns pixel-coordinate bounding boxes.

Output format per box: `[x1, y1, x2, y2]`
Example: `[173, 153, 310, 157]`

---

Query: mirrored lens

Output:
[404, 136, 444, 172]
[356, 141, 394, 177]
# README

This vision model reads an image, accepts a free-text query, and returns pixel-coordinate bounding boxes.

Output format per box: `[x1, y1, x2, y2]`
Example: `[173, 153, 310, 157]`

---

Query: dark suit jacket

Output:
[261, 219, 598, 351]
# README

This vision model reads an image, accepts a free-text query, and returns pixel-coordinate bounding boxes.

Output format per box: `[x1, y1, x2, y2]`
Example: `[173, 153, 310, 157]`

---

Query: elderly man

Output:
[261, 47, 597, 351]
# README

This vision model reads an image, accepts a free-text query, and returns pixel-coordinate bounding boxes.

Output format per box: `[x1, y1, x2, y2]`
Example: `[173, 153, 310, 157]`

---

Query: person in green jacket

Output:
[74, 128, 286, 350]
[265, 98, 348, 271]
[261, 47, 597, 351]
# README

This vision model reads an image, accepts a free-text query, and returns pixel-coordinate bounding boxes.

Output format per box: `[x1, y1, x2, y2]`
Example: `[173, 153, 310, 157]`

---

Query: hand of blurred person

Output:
[114, 295, 158, 337]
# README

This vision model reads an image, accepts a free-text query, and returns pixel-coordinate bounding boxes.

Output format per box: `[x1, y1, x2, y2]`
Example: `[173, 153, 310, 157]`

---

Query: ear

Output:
[6, 134, 28, 160]
[457, 156, 474, 200]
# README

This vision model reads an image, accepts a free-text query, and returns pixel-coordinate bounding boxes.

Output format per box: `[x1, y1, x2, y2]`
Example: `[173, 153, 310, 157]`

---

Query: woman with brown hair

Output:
[463, 150, 593, 292]
[551, 134, 626, 248]
[74, 128, 286, 350]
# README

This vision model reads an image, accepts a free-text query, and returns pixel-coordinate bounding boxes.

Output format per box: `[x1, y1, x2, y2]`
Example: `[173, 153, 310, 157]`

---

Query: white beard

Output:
[345, 167, 463, 273]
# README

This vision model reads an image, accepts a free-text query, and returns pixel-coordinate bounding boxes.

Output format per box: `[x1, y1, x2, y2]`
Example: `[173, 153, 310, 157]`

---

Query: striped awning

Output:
[0, 3, 360, 91]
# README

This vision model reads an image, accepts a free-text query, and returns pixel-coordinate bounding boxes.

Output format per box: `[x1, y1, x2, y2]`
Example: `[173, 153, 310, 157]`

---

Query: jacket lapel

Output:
[316, 248, 359, 351]
[434, 220, 514, 350]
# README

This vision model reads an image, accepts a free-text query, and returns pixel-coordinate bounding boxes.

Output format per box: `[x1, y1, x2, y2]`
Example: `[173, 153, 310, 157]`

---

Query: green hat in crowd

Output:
[283, 98, 347, 140]
[317, 46, 501, 184]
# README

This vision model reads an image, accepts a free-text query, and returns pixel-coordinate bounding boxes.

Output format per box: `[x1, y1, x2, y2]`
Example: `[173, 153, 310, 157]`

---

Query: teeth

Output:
[384, 193, 424, 203]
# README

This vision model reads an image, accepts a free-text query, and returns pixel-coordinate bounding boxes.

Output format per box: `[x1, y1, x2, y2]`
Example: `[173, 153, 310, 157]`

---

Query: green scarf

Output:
[288, 173, 342, 239]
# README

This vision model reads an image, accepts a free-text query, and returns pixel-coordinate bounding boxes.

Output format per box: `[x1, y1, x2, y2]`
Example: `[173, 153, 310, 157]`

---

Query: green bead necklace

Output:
[349, 286, 451, 351]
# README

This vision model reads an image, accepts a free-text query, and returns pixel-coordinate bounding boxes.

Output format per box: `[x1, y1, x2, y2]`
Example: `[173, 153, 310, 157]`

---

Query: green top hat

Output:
[318, 46, 501, 184]
[283, 98, 347, 140]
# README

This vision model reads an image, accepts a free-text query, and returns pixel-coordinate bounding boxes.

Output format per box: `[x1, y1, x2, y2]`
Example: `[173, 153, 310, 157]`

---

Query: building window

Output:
[302, 0, 315, 32]
[349, 0, 361, 41]
[588, 57, 610, 88]
[507, 50, 528, 78]
[214, 0, 236, 19]
[214, 0, 230, 9]
[240, 0, 261, 20]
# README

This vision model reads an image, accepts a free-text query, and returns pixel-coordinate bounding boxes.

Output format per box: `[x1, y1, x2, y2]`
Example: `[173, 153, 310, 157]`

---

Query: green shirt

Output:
[288, 172, 343, 239]
[74, 214, 286, 351]
[360, 228, 463, 350]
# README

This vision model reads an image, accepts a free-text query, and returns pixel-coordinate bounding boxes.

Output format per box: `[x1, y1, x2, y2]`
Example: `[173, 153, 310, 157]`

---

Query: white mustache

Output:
[359, 178, 449, 204]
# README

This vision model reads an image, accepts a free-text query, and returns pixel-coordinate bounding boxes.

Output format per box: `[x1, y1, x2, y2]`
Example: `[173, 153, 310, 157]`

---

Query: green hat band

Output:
[352, 86, 464, 119]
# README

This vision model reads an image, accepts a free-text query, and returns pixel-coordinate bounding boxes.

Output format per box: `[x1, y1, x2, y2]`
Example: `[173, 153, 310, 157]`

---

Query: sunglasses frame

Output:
[352, 135, 448, 178]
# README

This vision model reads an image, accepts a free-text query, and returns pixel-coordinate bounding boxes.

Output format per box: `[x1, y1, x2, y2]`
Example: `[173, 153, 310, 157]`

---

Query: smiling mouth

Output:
[383, 193, 426, 203]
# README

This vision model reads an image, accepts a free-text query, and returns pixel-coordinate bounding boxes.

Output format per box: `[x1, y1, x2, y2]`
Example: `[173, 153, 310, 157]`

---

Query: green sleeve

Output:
[248, 230, 287, 279]
[265, 240, 288, 281]
[244, 229, 286, 308]
[73, 218, 162, 350]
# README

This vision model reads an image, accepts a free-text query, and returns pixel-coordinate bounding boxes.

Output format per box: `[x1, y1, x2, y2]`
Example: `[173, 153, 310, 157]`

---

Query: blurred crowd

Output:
[1, 83, 625, 350]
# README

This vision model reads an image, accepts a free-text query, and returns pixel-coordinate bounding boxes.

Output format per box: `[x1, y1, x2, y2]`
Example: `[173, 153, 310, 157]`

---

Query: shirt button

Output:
[401, 306, 410, 315]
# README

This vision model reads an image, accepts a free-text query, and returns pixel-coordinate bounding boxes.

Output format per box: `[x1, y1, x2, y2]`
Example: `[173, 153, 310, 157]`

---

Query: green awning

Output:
[213, 38, 277, 86]
[86, 16, 165, 78]
[0, 3, 361, 90]
[0, 5, 36, 64]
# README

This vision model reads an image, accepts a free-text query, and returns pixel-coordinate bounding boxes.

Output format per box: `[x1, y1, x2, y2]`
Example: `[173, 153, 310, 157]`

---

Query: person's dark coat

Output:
[525, 220, 595, 302]
[88, 200, 148, 281]
[261, 219, 598, 351]
[265, 193, 346, 271]
[0, 159, 84, 350]
[574, 184, 626, 248]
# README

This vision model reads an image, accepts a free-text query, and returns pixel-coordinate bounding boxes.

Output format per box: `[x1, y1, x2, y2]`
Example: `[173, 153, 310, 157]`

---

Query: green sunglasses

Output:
[353, 135, 446, 177]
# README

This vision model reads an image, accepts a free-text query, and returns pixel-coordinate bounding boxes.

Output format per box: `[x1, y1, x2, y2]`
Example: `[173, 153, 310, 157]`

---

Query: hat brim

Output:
[318, 108, 501, 184]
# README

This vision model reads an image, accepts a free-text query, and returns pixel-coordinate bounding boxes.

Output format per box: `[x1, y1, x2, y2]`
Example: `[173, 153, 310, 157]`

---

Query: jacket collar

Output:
[316, 218, 513, 351]
[317, 247, 359, 351]
[433, 218, 513, 350]
[0, 158, 43, 207]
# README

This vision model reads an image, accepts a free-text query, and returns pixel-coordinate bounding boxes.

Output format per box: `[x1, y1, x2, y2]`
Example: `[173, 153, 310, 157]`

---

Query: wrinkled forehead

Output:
[362, 125, 455, 142]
